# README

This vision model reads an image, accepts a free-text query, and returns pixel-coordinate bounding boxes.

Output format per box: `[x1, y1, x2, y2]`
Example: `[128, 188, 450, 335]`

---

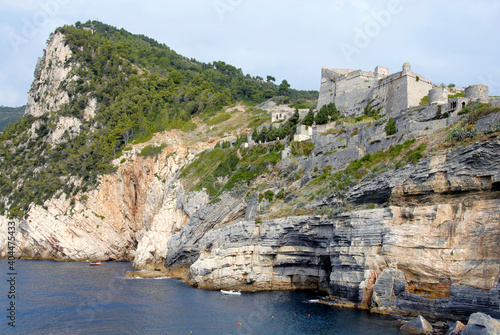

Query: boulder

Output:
[445, 321, 465, 335]
[401, 315, 433, 335]
[462, 313, 500, 335]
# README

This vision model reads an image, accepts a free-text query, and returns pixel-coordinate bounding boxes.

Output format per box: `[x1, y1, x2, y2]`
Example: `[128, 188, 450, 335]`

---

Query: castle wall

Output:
[334, 71, 375, 116]
[317, 68, 346, 109]
[318, 64, 433, 117]
[440, 97, 469, 115]
[372, 73, 403, 115]
[318, 63, 434, 116]
[406, 71, 433, 108]
[294, 124, 313, 142]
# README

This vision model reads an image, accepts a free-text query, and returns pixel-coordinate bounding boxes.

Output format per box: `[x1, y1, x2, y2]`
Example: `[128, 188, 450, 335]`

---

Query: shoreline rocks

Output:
[401, 315, 433, 334]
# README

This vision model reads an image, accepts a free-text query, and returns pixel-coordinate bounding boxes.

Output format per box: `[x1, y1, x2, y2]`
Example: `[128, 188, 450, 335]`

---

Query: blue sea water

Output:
[0, 260, 402, 334]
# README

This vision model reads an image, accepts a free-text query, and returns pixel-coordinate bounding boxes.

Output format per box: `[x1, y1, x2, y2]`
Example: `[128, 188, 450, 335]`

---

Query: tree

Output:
[278, 79, 290, 96]
[252, 128, 258, 141]
[385, 117, 398, 135]
[289, 109, 300, 125]
[326, 103, 339, 120]
[314, 107, 329, 125]
[302, 109, 315, 127]
[266, 75, 276, 83]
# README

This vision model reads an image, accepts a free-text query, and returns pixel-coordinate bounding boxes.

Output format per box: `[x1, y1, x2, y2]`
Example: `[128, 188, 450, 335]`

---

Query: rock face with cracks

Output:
[165, 138, 500, 321]
[2, 28, 500, 323]
[0, 132, 194, 267]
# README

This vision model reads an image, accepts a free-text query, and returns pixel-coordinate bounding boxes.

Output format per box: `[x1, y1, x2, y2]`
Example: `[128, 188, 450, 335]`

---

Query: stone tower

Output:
[465, 85, 489, 103]
[402, 62, 411, 73]
[429, 88, 449, 105]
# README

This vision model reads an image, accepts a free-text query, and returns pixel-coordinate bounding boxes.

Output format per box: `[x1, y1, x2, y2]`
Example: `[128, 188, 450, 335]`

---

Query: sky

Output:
[1, 0, 500, 107]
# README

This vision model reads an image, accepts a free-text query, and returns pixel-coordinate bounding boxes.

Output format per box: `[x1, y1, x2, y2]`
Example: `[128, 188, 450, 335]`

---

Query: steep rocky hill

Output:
[0, 21, 499, 323]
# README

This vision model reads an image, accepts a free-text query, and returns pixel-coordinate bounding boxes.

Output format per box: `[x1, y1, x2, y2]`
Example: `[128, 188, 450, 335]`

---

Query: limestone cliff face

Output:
[24, 32, 95, 144]
[0, 132, 193, 266]
[165, 138, 500, 321]
[25, 32, 74, 118]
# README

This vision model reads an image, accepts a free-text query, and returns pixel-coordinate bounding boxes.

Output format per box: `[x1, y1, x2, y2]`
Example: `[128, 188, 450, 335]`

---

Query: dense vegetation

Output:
[180, 143, 283, 199]
[0, 20, 317, 218]
[0, 106, 25, 131]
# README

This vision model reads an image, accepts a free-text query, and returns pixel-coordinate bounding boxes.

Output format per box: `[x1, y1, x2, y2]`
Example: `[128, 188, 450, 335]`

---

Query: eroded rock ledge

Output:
[165, 139, 500, 321]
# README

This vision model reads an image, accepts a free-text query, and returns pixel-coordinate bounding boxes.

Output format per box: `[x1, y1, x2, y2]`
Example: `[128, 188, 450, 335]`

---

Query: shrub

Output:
[404, 143, 427, 164]
[447, 125, 477, 142]
[290, 140, 315, 157]
[385, 117, 397, 136]
[276, 189, 285, 199]
[263, 190, 274, 202]
[139, 144, 167, 157]
[419, 95, 429, 106]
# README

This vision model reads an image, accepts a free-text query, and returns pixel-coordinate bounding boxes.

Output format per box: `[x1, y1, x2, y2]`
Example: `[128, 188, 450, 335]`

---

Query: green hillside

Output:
[0, 106, 25, 132]
[0, 20, 317, 218]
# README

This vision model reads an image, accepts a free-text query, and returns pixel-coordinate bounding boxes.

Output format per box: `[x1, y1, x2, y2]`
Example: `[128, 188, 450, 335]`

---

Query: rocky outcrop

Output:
[165, 191, 246, 277]
[164, 138, 500, 321]
[0, 132, 194, 265]
[347, 139, 500, 206]
[462, 313, 500, 335]
[25, 32, 73, 118]
[401, 315, 433, 334]
[446, 321, 466, 335]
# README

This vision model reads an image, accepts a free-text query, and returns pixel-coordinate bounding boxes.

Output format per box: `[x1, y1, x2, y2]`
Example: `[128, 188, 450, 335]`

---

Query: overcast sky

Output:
[1, 0, 499, 107]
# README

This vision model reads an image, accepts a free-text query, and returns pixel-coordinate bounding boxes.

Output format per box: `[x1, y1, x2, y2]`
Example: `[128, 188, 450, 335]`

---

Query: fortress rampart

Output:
[318, 63, 433, 116]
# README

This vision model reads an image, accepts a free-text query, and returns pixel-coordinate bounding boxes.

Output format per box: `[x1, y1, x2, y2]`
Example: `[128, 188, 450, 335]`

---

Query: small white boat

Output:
[220, 289, 241, 295]
[89, 261, 102, 266]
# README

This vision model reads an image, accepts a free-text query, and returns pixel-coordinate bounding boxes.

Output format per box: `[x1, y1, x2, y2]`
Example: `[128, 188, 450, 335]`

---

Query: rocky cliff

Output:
[164, 138, 500, 322]
[1, 23, 499, 324]
[0, 131, 192, 264]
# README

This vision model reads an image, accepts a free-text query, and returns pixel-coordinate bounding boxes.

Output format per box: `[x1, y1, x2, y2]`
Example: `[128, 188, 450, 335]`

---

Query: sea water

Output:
[0, 260, 402, 334]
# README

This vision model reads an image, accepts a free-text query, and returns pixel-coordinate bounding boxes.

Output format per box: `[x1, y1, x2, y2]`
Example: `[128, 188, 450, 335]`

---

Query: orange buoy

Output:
[237, 323, 241, 326]
[308, 314, 311, 317]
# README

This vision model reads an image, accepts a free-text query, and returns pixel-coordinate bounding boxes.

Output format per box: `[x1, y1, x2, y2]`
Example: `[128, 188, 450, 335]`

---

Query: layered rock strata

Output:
[165, 139, 500, 321]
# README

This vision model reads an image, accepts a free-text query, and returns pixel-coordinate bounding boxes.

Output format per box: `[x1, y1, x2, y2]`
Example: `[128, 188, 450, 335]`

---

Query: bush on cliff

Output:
[385, 117, 398, 136]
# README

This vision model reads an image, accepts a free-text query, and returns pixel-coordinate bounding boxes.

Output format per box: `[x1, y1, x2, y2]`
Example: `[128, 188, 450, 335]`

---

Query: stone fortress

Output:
[251, 62, 496, 167]
[243, 62, 493, 153]
[317, 62, 489, 117]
